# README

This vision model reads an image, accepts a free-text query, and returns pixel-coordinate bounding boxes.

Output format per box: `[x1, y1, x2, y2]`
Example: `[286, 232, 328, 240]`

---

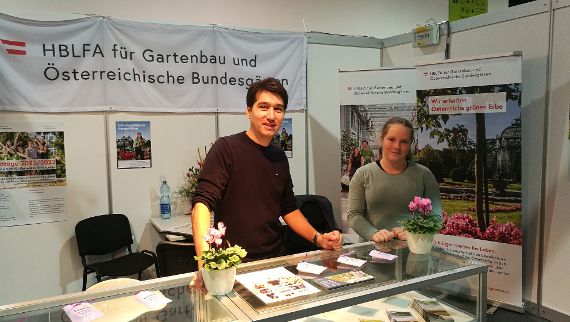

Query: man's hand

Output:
[371, 229, 395, 242]
[189, 270, 208, 294]
[318, 230, 343, 251]
[391, 227, 407, 240]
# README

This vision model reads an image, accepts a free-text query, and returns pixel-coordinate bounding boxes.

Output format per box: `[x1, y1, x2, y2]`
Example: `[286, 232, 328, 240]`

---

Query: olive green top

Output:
[347, 161, 442, 241]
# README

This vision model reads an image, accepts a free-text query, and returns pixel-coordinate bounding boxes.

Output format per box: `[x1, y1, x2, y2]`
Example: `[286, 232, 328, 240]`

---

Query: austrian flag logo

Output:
[1, 39, 27, 55]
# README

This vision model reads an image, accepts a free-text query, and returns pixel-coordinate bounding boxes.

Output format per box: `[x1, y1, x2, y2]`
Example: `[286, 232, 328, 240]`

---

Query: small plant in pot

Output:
[400, 196, 443, 254]
[195, 222, 247, 295]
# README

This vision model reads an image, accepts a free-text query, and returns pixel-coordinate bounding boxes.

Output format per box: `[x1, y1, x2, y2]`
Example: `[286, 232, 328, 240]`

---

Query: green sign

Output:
[449, 0, 488, 22]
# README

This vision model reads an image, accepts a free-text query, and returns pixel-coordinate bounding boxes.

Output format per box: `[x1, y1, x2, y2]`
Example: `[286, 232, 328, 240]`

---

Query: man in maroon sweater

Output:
[190, 78, 342, 292]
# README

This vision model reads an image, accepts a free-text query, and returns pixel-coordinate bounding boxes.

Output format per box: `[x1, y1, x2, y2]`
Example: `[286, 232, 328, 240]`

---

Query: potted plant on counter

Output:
[195, 222, 247, 295]
[400, 196, 443, 254]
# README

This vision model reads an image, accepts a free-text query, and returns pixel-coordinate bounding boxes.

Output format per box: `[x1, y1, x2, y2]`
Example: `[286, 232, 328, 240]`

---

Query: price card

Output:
[135, 290, 172, 309]
[369, 250, 398, 261]
[296, 261, 327, 275]
[63, 302, 103, 322]
[337, 255, 367, 267]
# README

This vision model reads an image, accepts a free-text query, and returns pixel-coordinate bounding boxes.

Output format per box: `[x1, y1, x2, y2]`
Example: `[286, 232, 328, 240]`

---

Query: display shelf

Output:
[0, 240, 487, 322]
[228, 241, 487, 321]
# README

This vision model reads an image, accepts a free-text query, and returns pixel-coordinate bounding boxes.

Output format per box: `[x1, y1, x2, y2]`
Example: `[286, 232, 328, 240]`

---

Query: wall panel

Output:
[542, 4, 570, 317]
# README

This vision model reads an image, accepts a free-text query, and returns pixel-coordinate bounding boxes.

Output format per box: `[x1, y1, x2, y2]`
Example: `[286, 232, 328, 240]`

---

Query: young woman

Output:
[347, 117, 442, 243]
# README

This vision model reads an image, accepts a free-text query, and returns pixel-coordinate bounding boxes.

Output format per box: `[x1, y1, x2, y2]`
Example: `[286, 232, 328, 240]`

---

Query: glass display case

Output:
[0, 240, 487, 322]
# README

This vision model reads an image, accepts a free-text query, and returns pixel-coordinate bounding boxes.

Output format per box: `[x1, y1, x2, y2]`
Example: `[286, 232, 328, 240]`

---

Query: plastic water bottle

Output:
[160, 176, 171, 219]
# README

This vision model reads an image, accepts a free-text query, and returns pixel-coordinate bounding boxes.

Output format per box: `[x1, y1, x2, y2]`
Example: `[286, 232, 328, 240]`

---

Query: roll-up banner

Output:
[0, 14, 306, 112]
[417, 53, 523, 309]
[338, 67, 417, 234]
[338, 53, 523, 309]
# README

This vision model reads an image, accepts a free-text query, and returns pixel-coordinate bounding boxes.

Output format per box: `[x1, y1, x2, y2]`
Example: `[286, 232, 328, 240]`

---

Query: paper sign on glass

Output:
[296, 261, 327, 275]
[135, 290, 172, 309]
[369, 250, 398, 261]
[337, 255, 367, 267]
[63, 302, 104, 322]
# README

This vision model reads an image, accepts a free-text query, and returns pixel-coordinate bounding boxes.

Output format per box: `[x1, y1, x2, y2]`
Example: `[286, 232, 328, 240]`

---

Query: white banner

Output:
[339, 68, 416, 105]
[338, 67, 417, 236]
[416, 52, 523, 309]
[416, 53, 521, 89]
[0, 14, 306, 112]
[434, 235, 523, 307]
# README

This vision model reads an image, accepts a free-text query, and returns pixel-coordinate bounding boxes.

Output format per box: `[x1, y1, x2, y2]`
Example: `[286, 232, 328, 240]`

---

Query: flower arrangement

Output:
[195, 222, 247, 271]
[176, 145, 209, 201]
[440, 212, 522, 245]
[400, 196, 443, 234]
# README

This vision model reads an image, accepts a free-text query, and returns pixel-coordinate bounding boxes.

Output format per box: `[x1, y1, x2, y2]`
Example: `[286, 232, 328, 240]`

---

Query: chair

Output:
[156, 241, 198, 277]
[283, 194, 339, 255]
[75, 214, 158, 291]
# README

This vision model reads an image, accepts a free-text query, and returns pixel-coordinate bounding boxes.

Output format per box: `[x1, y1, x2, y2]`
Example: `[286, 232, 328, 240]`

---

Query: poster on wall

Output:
[338, 67, 417, 235]
[416, 52, 523, 308]
[0, 122, 67, 227]
[449, 0, 488, 22]
[273, 118, 292, 157]
[116, 121, 152, 169]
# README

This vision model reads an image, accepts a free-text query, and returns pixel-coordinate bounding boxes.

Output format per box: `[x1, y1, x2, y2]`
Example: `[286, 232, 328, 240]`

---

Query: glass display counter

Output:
[0, 240, 487, 322]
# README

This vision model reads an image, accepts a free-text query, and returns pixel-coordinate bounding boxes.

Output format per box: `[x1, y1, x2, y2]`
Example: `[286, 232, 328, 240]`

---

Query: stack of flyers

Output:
[411, 298, 454, 322]
[386, 309, 417, 322]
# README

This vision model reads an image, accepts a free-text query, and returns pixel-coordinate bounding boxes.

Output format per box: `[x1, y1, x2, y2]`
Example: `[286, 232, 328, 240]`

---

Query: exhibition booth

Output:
[0, 1, 569, 321]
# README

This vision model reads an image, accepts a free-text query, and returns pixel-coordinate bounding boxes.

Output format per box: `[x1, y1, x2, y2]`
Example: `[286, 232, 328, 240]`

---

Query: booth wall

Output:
[0, 113, 110, 302]
[542, 2, 570, 317]
[383, 2, 552, 312]
[0, 0, 449, 39]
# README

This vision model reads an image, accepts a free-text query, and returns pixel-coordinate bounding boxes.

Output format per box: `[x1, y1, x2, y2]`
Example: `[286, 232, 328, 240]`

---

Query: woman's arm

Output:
[347, 169, 378, 240]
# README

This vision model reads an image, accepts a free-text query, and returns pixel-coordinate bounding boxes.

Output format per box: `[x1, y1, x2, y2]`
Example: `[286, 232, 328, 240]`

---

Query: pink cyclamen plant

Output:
[401, 196, 442, 234]
[205, 222, 226, 247]
[196, 222, 247, 271]
[408, 196, 433, 216]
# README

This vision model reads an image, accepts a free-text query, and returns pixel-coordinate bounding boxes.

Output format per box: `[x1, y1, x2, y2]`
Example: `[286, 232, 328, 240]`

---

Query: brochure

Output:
[236, 267, 320, 304]
[313, 270, 374, 290]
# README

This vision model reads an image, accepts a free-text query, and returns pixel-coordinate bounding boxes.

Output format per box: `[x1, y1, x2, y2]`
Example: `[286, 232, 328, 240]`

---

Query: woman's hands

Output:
[371, 227, 407, 242]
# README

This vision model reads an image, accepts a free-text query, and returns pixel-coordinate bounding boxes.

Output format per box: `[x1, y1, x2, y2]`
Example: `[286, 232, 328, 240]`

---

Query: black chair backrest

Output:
[75, 214, 133, 256]
[156, 241, 198, 277]
[295, 194, 337, 232]
[283, 195, 338, 255]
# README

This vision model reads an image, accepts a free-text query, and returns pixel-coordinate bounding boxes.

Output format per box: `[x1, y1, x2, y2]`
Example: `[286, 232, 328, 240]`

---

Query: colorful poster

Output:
[339, 68, 417, 235]
[0, 14, 306, 113]
[0, 122, 67, 226]
[273, 118, 292, 157]
[416, 53, 523, 308]
[116, 121, 152, 169]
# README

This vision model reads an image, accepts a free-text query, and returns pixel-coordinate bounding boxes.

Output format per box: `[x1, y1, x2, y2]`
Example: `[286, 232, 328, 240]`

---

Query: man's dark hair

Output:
[362, 140, 368, 144]
[246, 78, 288, 110]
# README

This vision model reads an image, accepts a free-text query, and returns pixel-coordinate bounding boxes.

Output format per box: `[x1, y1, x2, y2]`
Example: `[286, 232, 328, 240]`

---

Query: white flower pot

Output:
[406, 231, 435, 254]
[201, 267, 236, 295]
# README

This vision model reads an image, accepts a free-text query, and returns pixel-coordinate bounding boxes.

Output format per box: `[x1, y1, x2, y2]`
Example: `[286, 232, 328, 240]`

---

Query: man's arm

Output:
[191, 202, 211, 269]
[283, 210, 342, 251]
